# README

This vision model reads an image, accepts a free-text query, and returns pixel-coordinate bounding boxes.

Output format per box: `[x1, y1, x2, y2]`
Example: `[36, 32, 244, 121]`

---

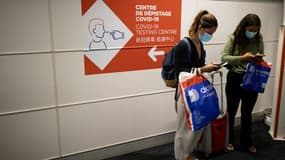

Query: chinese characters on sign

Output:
[82, 0, 181, 75]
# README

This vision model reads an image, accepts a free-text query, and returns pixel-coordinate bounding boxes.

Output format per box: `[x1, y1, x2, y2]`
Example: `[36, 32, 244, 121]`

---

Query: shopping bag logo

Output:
[179, 72, 220, 131]
[188, 89, 199, 103]
[242, 61, 272, 93]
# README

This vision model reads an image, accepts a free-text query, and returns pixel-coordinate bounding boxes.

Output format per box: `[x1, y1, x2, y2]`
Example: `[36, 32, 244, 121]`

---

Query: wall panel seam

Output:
[48, 0, 62, 157]
[0, 40, 278, 56]
[0, 89, 174, 116]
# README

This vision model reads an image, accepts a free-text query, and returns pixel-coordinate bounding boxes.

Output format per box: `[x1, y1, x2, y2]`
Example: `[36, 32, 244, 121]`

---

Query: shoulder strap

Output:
[182, 37, 192, 66]
[174, 38, 192, 102]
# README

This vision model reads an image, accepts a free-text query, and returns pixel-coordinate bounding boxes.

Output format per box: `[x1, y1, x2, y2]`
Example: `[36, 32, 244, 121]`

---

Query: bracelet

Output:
[197, 68, 201, 74]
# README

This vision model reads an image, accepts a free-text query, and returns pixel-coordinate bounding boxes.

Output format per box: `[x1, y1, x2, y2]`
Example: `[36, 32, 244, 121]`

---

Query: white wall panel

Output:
[58, 92, 176, 155]
[0, 109, 59, 160]
[254, 77, 275, 111]
[180, 0, 198, 37]
[204, 44, 224, 64]
[264, 41, 278, 76]
[198, 0, 283, 43]
[51, 0, 84, 50]
[282, 0, 285, 25]
[0, 0, 51, 54]
[0, 54, 56, 113]
[54, 52, 168, 105]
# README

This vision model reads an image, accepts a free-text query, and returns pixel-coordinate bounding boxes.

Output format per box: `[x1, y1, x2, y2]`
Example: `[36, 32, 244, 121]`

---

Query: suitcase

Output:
[196, 71, 229, 157]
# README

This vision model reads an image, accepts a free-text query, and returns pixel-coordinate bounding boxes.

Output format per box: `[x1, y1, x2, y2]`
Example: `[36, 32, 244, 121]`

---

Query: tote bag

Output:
[242, 61, 272, 93]
[179, 71, 219, 131]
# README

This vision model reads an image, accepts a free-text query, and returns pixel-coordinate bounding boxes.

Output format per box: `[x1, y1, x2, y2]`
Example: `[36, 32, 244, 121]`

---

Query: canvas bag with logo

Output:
[242, 61, 272, 93]
[178, 70, 219, 131]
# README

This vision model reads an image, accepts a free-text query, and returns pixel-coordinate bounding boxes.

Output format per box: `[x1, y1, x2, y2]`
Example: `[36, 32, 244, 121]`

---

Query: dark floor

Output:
[105, 120, 285, 160]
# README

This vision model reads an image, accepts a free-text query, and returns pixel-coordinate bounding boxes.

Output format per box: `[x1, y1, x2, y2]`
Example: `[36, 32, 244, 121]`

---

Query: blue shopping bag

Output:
[242, 61, 272, 93]
[179, 72, 219, 131]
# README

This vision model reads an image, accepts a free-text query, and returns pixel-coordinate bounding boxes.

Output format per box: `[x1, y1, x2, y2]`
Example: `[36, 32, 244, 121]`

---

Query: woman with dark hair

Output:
[221, 13, 264, 153]
[174, 10, 220, 160]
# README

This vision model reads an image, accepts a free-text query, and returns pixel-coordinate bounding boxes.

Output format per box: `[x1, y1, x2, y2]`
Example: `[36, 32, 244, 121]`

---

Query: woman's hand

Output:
[200, 63, 221, 73]
[241, 52, 264, 62]
[241, 52, 255, 61]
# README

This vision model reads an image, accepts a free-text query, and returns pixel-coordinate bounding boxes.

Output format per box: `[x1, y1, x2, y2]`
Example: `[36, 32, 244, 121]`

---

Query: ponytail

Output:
[188, 10, 218, 35]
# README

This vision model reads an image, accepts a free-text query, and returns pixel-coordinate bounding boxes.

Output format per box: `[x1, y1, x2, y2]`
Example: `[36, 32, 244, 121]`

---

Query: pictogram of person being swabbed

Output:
[88, 18, 125, 50]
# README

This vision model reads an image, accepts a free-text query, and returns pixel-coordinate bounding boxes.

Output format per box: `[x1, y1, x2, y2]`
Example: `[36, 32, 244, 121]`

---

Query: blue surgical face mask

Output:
[199, 32, 212, 42]
[245, 31, 257, 39]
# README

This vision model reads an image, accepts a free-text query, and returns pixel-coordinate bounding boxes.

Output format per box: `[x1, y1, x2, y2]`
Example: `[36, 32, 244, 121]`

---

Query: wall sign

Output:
[82, 0, 181, 75]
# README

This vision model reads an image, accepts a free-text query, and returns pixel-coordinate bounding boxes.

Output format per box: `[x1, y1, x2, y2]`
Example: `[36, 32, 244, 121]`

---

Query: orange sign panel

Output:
[82, 0, 181, 75]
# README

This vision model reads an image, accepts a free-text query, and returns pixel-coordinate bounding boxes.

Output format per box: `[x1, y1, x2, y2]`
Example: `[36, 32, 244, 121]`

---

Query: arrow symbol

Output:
[148, 46, 165, 62]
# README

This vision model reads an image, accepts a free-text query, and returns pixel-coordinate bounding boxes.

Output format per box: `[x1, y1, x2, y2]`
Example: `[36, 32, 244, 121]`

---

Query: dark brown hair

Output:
[188, 10, 218, 35]
[233, 13, 262, 52]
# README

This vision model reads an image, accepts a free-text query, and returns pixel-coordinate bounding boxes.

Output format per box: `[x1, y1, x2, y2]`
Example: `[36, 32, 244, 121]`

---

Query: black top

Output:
[174, 37, 206, 77]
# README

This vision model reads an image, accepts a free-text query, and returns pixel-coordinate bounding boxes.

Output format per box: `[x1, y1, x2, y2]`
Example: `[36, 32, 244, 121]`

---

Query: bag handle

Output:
[210, 71, 225, 115]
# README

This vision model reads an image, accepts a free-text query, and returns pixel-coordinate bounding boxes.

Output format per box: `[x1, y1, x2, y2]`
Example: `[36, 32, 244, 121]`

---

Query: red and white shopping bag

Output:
[179, 71, 219, 131]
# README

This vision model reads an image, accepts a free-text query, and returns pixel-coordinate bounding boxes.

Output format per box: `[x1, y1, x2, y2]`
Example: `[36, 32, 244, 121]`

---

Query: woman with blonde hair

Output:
[174, 10, 220, 160]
